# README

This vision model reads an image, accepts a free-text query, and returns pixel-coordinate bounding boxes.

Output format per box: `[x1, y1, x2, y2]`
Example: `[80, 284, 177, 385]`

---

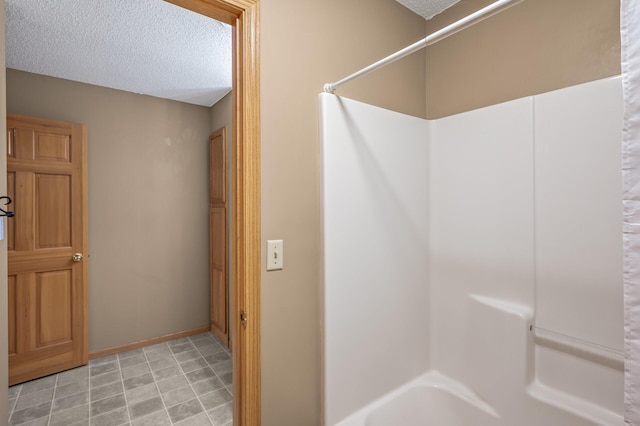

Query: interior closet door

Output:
[210, 127, 229, 347]
[7, 114, 88, 385]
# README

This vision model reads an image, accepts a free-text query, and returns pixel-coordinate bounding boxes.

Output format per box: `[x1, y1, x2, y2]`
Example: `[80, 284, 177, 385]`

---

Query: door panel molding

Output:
[210, 127, 227, 206]
[210, 205, 228, 344]
[210, 127, 229, 347]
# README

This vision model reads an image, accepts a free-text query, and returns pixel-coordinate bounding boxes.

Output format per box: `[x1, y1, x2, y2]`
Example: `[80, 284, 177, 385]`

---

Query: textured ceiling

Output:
[5, 0, 232, 107]
[396, 0, 462, 19]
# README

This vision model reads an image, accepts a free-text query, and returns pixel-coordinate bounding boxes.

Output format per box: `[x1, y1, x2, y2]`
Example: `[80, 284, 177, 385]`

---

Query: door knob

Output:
[72, 253, 83, 262]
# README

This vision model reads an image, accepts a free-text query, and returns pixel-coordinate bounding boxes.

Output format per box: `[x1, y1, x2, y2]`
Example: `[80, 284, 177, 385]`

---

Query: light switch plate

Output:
[267, 240, 283, 271]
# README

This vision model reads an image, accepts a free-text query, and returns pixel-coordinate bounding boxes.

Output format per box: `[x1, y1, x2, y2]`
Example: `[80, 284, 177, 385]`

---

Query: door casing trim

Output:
[164, 1, 261, 424]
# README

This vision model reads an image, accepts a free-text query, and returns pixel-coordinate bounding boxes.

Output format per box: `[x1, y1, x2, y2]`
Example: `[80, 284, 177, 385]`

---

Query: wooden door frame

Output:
[165, 1, 260, 424]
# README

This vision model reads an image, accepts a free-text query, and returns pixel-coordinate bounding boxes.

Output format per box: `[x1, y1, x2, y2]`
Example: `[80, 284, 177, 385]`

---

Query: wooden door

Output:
[210, 127, 229, 346]
[7, 114, 88, 385]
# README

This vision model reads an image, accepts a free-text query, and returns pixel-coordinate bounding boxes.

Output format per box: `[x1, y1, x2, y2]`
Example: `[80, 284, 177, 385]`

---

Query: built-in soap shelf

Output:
[468, 294, 623, 424]
[530, 325, 624, 423]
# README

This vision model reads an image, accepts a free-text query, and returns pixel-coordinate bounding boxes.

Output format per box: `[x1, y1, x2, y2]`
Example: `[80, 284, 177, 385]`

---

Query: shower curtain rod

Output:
[323, 0, 524, 94]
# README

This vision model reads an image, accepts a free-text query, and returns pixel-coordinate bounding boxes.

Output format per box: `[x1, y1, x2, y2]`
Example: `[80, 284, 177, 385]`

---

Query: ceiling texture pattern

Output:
[5, 0, 460, 107]
[5, 0, 232, 107]
[396, 0, 462, 19]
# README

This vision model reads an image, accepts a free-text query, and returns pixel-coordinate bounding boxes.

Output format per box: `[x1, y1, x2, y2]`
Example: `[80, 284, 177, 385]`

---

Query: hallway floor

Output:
[8, 332, 233, 426]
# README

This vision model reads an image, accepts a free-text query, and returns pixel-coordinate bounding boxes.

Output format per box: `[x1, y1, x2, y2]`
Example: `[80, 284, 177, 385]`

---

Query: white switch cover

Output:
[267, 240, 283, 271]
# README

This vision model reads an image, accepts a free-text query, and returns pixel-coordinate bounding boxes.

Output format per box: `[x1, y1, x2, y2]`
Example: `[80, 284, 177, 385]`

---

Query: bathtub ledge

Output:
[527, 380, 623, 426]
[419, 371, 500, 417]
[335, 370, 501, 426]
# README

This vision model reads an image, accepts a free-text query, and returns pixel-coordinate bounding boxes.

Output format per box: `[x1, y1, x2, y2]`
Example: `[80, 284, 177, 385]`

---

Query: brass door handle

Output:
[72, 253, 83, 262]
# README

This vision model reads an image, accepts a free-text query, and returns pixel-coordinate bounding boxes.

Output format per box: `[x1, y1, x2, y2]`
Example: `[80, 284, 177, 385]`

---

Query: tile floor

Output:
[8, 332, 233, 426]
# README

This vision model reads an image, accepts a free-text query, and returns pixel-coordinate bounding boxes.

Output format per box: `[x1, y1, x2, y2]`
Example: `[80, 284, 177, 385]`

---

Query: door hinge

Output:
[240, 310, 248, 328]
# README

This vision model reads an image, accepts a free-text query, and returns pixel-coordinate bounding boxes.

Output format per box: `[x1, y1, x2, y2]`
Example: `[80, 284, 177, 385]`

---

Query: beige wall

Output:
[425, 0, 621, 118]
[210, 91, 232, 135]
[0, 0, 9, 422]
[7, 69, 212, 352]
[260, 0, 426, 424]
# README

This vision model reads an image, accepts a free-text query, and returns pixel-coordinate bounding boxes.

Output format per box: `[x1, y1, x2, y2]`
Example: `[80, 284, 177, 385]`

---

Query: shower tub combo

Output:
[321, 77, 624, 425]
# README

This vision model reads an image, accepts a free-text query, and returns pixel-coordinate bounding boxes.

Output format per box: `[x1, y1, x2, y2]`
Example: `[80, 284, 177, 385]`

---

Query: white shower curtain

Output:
[622, 1, 640, 424]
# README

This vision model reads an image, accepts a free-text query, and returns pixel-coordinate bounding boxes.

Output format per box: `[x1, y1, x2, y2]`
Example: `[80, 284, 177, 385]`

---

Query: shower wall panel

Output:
[534, 77, 623, 352]
[533, 77, 624, 414]
[429, 97, 535, 379]
[320, 94, 430, 426]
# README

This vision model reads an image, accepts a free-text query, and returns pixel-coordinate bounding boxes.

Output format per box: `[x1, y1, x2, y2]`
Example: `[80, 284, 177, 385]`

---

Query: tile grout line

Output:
[116, 355, 134, 426]
[216, 338, 233, 395]
[191, 333, 232, 424]
[169, 339, 215, 425]
[198, 335, 233, 399]
[45, 374, 59, 426]
[88, 366, 91, 426]
[88, 362, 94, 426]
[9, 383, 23, 424]
[189, 337, 219, 426]
[12, 375, 58, 426]
[89, 356, 133, 426]
[28, 369, 94, 425]
[211, 336, 234, 412]
[7, 384, 15, 424]
[52, 366, 129, 423]
[142, 343, 173, 425]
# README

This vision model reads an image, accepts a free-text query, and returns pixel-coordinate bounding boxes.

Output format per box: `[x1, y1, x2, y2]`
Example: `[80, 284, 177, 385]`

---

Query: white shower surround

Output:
[321, 77, 624, 425]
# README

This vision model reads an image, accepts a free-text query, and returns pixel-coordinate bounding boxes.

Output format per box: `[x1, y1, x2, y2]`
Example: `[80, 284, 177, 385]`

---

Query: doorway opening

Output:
[3, 0, 260, 424]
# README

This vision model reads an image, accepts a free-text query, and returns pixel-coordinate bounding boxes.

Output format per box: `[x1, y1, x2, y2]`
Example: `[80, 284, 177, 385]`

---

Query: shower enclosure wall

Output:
[321, 77, 623, 425]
